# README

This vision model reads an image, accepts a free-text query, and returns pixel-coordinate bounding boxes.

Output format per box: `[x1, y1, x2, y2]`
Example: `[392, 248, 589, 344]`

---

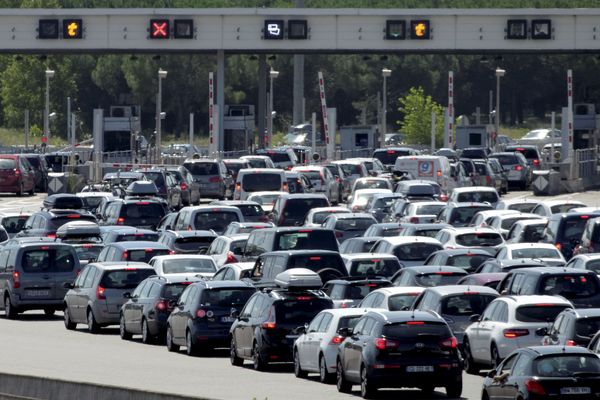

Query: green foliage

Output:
[398, 87, 445, 147]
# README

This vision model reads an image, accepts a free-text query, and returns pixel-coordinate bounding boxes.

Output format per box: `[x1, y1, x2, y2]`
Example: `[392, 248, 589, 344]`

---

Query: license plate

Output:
[407, 365, 434, 373]
[561, 387, 591, 395]
[221, 316, 235, 323]
[27, 289, 50, 297]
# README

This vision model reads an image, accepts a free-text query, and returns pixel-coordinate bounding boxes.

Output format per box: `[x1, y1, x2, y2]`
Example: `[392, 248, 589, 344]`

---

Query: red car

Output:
[0, 155, 35, 196]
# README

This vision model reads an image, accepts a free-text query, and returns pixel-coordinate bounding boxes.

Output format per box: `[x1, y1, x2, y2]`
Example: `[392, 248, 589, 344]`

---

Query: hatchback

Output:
[358, 286, 425, 311]
[423, 248, 493, 273]
[437, 202, 494, 227]
[370, 236, 443, 267]
[269, 194, 330, 227]
[341, 253, 403, 278]
[147, 255, 217, 279]
[322, 213, 377, 243]
[566, 254, 600, 274]
[158, 230, 217, 255]
[0, 155, 35, 196]
[435, 227, 505, 255]
[505, 144, 543, 170]
[222, 221, 274, 236]
[96, 241, 172, 263]
[489, 152, 531, 189]
[543, 212, 600, 260]
[205, 234, 248, 267]
[391, 265, 468, 288]
[173, 205, 243, 234]
[540, 308, 600, 348]
[233, 168, 287, 201]
[322, 278, 392, 308]
[449, 186, 500, 207]
[183, 158, 232, 199]
[505, 218, 548, 244]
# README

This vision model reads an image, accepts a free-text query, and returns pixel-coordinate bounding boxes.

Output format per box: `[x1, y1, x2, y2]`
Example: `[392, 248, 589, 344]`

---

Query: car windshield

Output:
[194, 211, 239, 233]
[355, 180, 389, 190]
[162, 258, 216, 274]
[21, 248, 75, 273]
[394, 243, 441, 261]
[100, 269, 155, 289]
[200, 288, 255, 307]
[126, 249, 171, 263]
[174, 237, 215, 252]
[242, 173, 282, 192]
[448, 254, 491, 269]
[511, 247, 560, 259]
[382, 321, 451, 338]
[335, 218, 374, 231]
[312, 211, 347, 225]
[440, 294, 496, 316]
[415, 272, 464, 287]
[415, 204, 445, 215]
[516, 305, 569, 322]
[541, 275, 600, 298]
[560, 217, 590, 241]
[456, 191, 498, 204]
[388, 293, 420, 311]
[2, 216, 29, 234]
[277, 231, 338, 251]
[456, 233, 503, 247]
[185, 162, 219, 176]
[534, 355, 600, 377]
[349, 259, 401, 277]
[275, 298, 332, 326]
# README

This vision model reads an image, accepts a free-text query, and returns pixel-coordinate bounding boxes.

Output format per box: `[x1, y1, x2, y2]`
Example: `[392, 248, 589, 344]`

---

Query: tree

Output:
[397, 87, 445, 146]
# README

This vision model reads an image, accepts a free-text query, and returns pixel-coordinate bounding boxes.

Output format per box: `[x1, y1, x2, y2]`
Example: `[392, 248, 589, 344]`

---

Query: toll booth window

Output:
[531, 19, 551, 40]
[288, 20, 308, 40]
[355, 134, 369, 148]
[507, 19, 527, 39]
[386, 20, 406, 40]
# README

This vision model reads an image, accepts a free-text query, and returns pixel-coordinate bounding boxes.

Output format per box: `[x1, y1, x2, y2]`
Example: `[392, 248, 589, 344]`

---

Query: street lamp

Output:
[381, 68, 392, 148]
[494, 67, 506, 150]
[44, 69, 55, 145]
[155, 68, 167, 162]
[268, 68, 279, 147]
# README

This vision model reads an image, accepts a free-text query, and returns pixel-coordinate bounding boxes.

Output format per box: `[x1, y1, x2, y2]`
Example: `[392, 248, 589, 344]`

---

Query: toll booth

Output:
[223, 105, 255, 152]
[340, 125, 378, 151]
[455, 125, 492, 150]
[573, 103, 600, 149]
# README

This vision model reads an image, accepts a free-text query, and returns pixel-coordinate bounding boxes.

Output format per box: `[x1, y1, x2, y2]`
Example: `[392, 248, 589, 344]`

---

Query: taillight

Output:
[122, 251, 128, 260]
[374, 338, 399, 350]
[335, 177, 340, 183]
[439, 194, 448, 202]
[555, 243, 562, 250]
[410, 217, 419, 223]
[440, 337, 458, 349]
[437, 170, 442, 177]
[533, 159, 540, 166]
[335, 231, 343, 238]
[180, 183, 188, 191]
[503, 329, 529, 338]
[225, 251, 237, 264]
[196, 309, 206, 318]
[525, 379, 546, 396]
[514, 165, 523, 171]
[209, 176, 221, 183]
[47, 233, 56, 239]
[117, 217, 125, 224]
[96, 286, 106, 300]
[282, 182, 288, 192]
[155, 300, 168, 312]
[486, 176, 491, 185]
[330, 335, 344, 345]
[566, 339, 577, 346]
[235, 182, 241, 192]
[14, 168, 20, 176]
[12, 271, 20, 288]
[261, 306, 276, 329]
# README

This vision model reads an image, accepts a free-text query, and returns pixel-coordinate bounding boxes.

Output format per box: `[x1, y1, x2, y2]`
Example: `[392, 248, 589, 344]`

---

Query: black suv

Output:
[269, 194, 330, 227]
[243, 227, 339, 261]
[335, 310, 462, 399]
[543, 212, 600, 260]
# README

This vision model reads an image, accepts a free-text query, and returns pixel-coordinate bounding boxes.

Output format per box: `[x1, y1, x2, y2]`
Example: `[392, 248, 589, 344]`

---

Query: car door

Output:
[299, 313, 324, 371]
[311, 312, 333, 369]
[342, 317, 366, 379]
[170, 285, 193, 342]
[123, 281, 146, 332]
[233, 295, 257, 357]
[76, 266, 99, 322]
[470, 301, 499, 363]
[67, 265, 89, 322]
[486, 353, 519, 399]
[132, 282, 154, 333]
[347, 317, 375, 381]
[482, 302, 508, 364]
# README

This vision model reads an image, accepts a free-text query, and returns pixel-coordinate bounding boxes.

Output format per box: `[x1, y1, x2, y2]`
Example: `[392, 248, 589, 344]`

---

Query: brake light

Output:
[117, 217, 125, 224]
[122, 251, 128, 260]
[514, 165, 523, 171]
[136, 202, 150, 205]
[566, 339, 577, 346]
[209, 176, 221, 183]
[82, 244, 93, 248]
[235, 182, 241, 192]
[296, 296, 312, 300]
[503, 329, 529, 338]
[555, 243, 562, 250]
[124, 267, 137, 271]
[309, 256, 322, 260]
[262, 322, 277, 329]
[387, 150, 395, 154]
[366, 283, 378, 287]
[41, 246, 49, 250]
[533, 159, 540, 166]
[463, 292, 480, 295]
[437, 170, 442, 177]
[335, 231, 343, 238]
[410, 217, 419, 223]
[180, 183, 188, 191]
[440, 336, 458, 349]
[439, 194, 449, 202]
[226, 251, 237, 264]
[12, 271, 20, 288]
[196, 309, 206, 318]
[155, 300, 168, 312]
[406, 321, 425, 325]
[516, 148, 525, 151]
[67, 214, 80, 219]
[298, 229, 313, 233]
[335, 177, 340, 183]
[46, 234, 56, 239]
[261, 306, 276, 329]
[525, 379, 546, 396]
[144, 248, 153, 252]
[282, 182, 288, 192]
[96, 286, 106, 300]
[374, 338, 399, 350]
[331, 335, 344, 344]
[581, 215, 590, 219]
[14, 168, 20, 176]
[486, 175, 491, 185]
[435, 272, 454, 275]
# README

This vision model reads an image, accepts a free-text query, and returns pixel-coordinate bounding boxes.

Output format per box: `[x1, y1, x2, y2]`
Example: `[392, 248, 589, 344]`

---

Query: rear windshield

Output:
[501, 216, 532, 230]
[224, 162, 247, 176]
[415, 204, 445, 215]
[584, 260, 600, 274]
[313, 211, 347, 225]
[456, 233, 503, 247]
[49, 215, 97, 231]
[415, 272, 465, 287]
[413, 229, 443, 238]
[242, 173, 282, 192]
[275, 298, 332, 325]
[126, 249, 171, 263]
[388, 293, 420, 311]
[380, 228, 402, 237]
[200, 288, 255, 307]
[2, 216, 29, 234]
[509, 203, 537, 213]
[100, 269, 155, 289]
[25, 157, 41, 168]
[81, 197, 105, 209]
[0, 159, 16, 169]
[246, 159, 267, 168]
[450, 206, 492, 225]
[174, 237, 215, 252]
[74, 246, 102, 260]
[185, 162, 219, 176]
[355, 180, 389, 190]
[456, 191, 498, 204]
[117, 233, 159, 242]
[541, 274, 600, 298]
[440, 294, 496, 316]
[21, 248, 76, 273]
[534, 355, 600, 377]
[277, 231, 338, 252]
[338, 163, 362, 176]
[337, 315, 362, 331]
[448, 254, 491, 269]
[374, 150, 409, 165]
[237, 205, 264, 217]
[335, 218, 375, 231]
[523, 225, 546, 242]
[350, 259, 401, 277]
[330, 283, 388, 300]
[289, 255, 345, 273]
[373, 197, 398, 209]
[163, 283, 192, 300]
[516, 305, 569, 322]
[508, 147, 538, 160]
[383, 321, 451, 338]
[194, 211, 239, 232]
[511, 248, 560, 259]
[299, 171, 321, 181]
[394, 243, 442, 261]
[285, 198, 330, 219]
[143, 172, 165, 188]
[265, 152, 291, 163]
[576, 317, 600, 339]
[558, 217, 589, 241]
[162, 258, 216, 274]
[474, 163, 489, 175]
[551, 204, 582, 214]
[119, 203, 166, 222]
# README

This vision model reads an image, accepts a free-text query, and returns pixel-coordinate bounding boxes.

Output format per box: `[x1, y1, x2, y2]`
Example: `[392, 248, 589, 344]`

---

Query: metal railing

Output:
[575, 146, 599, 181]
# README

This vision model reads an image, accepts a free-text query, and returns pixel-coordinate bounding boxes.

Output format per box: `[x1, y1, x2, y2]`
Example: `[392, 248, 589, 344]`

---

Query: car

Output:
[505, 218, 548, 244]
[331, 160, 369, 188]
[76, 192, 116, 214]
[495, 243, 566, 266]
[531, 199, 587, 218]
[495, 198, 541, 213]
[256, 147, 298, 169]
[100, 194, 168, 229]
[183, 158, 233, 199]
[481, 346, 600, 400]
[462, 295, 573, 373]
[437, 202, 494, 227]
[394, 180, 439, 200]
[291, 166, 340, 204]
[96, 241, 172, 263]
[357, 286, 425, 311]
[233, 168, 287, 201]
[469, 209, 520, 228]
[18, 209, 97, 238]
[398, 223, 452, 238]
[246, 191, 286, 213]
[517, 128, 561, 148]
[486, 213, 542, 238]
[21, 153, 49, 192]
[543, 212, 600, 260]
[348, 188, 393, 213]
[211, 262, 254, 281]
[173, 205, 243, 235]
[269, 193, 330, 227]
[350, 177, 393, 197]
[164, 165, 201, 206]
[457, 273, 506, 288]
[323, 278, 393, 308]
[303, 207, 351, 227]
[205, 234, 248, 267]
[574, 216, 600, 255]
[364, 193, 404, 223]
[101, 226, 159, 244]
[362, 222, 406, 238]
[222, 222, 274, 236]
[566, 254, 600, 275]
[166, 280, 257, 355]
[391, 265, 468, 288]
[460, 147, 490, 160]
[472, 159, 505, 193]
[158, 230, 217, 255]
[321, 213, 377, 243]
[393, 155, 454, 194]
[335, 310, 463, 398]
[370, 236, 443, 267]
[293, 308, 369, 383]
[341, 253, 403, 278]
[411, 285, 499, 345]
[488, 152, 531, 189]
[475, 258, 548, 274]
[346, 157, 387, 177]
[148, 255, 217, 279]
[372, 147, 419, 171]
[0, 212, 30, 238]
[229, 268, 333, 370]
[239, 155, 275, 169]
[135, 168, 183, 210]
[435, 227, 505, 255]
[0, 240, 81, 319]
[423, 248, 494, 273]
[321, 162, 351, 203]
[540, 307, 600, 348]
[285, 170, 311, 194]
[486, 157, 510, 194]
[0, 154, 35, 196]
[338, 237, 381, 255]
[210, 200, 269, 223]
[397, 201, 446, 224]
[505, 144, 543, 170]
[119, 274, 205, 343]
[448, 186, 500, 207]
[63, 262, 155, 333]
[222, 158, 250, 194]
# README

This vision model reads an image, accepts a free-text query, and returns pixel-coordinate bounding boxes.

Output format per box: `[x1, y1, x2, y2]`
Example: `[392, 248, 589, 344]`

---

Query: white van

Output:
[393, 155, 454, 193]
[234, 168, 288, 200]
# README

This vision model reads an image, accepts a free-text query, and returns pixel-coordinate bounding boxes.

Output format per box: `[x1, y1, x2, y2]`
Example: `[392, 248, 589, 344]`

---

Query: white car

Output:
[340, 253, 403, 278]
[205, 234, 249, 268]
[240, 155, 275, 169]
[148, 255, 217, 279]
[505, 218, 548, 244]
[291, 166, 339, 204]
[346, 157, 387, 177]
[435, 227, 505, 254]
[565, 254, 600, 274]
[211, 262, 254, 281]
[486, 213, 542, 238]
[531, 200, 586, 218]
[469, 209, 518, 228]
[357, 286, 425, 310]
[448, 186, 500, 207]
[495, 198, 542, 213]
[348, 188, 392, 212]
[398, 201, 446, 224]
[303, 206, 350, 227]
[463, 295, 572, 372]
[293, 308, 369, 383]
[370, 236, 443, 267]
[495, 243, 566, 266]
[350, 177, 393, 198]
[0, 212, 31, 238]
[246, 191, 286, 213]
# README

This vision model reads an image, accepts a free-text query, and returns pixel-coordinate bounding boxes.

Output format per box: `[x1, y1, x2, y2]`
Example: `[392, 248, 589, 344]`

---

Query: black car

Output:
[166, 280, 256, 355]
[18, 209, 96, 238]
[100, 195, 168, 230]
[269, 193, 330, 227]
[475, 258, 547, 274]
[120, 275, 204, 343]
[482, 346, 600, 400]
[243, 227, 339, 261]
[335, 310, 462, 399]
[22, 153, 49, 192]
[210, 200, 269, 223]
[436, 202, 494, 227]
[543, 212, 600, 260]
[322, 278, 393, 308]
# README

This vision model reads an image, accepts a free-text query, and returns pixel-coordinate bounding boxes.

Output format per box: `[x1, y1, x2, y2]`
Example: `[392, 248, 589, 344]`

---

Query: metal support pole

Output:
[156, 78, 162, 163]
[382, 75, 387, 148]
[311, 112, 316, 153]
[67, 97, 71, 145]
[431, 111, 436, 153]
[495, 76, 500, 147]
[216, 50, 225, 154]
[489, 90, 493, 125]
[293, 0, 305, 125]
[189, 113, 194, 158]
[44, 74, 50, 143]
[71, 114, 76, 147]
[269, 74, 275, 147]
[24, 109, 29, 149]
[257, 55, 267, 148]
[551, 111, 556, 164]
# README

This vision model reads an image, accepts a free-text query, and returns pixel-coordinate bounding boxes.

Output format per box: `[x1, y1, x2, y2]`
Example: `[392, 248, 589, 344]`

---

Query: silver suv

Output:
[183, 158, 232, 199]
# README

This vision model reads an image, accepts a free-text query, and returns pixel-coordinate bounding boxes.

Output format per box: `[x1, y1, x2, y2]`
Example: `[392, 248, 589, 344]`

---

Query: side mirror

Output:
[536, 327, 548, 336]
[294, 325, 307, 335]
[123, 292, 131, 299]
[197, 248, 208, 255]
[63, 282, 74, 289]
[487, 369, 497, 378]
[337, 327, 351, 338]
[469, 314, 481, 323]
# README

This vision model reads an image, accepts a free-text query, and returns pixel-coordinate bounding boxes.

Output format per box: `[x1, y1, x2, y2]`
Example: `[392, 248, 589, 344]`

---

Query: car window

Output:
[307, 313, 324, 333]
[498, 353, 518, 375]
[318, 312, 333, 332]
[361, 317, 376, 336]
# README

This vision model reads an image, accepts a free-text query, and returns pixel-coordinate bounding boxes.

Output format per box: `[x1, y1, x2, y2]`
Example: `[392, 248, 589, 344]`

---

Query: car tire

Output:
[481, 391, 490, 400]
[63, 306, 76, 330]
[336, 359, 352, 393]
[141, 318, 153, 344]
[4, 295, 17, 319]
[463, 339, 480, 375]
[28, 185, 35, 196]
[293, 349, 308, 378]
[445, 379, 463, 399]
[252, 341, 267, 371]
[44, 308, 55, 316]
[87, 309, 99, 334]
[319, 354, 334, 384]
[230, 337, 244, 366]
[491, 343, 501, 369]
[360, 364, 377, 399]
[119, 314, 132, 340]
[166, 326, 179, 352]
[186, 330, 199, 356]
[15, 183, 22, 197]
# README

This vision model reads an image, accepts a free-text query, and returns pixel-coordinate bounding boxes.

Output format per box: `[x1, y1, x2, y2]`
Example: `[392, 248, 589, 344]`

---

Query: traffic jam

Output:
[2, 144, 600, 400]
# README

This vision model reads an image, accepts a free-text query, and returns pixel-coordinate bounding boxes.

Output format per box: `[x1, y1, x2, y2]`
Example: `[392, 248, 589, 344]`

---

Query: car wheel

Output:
[119, 314, 132, 340]
[4, 295, 17, 319]
[336, 359, 352, 393]
[141, 318, 153, 344]
[87, 309, 99, 334]
[15, 183, 22, 197]
[481, 390, 490, 400]
[44, 308, 55, 316]
[28, 185, 35, 196]
[252, 341, 267, 371]
[293, 349, 308, 378]
[186, 330, 199, 356]
[445, 379, 463, 399]
[63, 306, 76, 330]
[319, 354, 334, 383]
[463, 339, 480, 375]
[360, 364, 377, 399]
[230, 337, 244, 366]
[166, 326, 179, 352]
[491, 343, 502, 369]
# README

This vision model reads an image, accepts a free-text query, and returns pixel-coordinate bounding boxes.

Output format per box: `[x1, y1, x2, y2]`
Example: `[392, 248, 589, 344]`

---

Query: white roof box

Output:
[274, 268, 322, 290]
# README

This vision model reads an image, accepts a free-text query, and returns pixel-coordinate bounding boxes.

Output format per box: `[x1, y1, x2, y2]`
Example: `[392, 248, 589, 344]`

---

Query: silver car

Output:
[63, 262, 155, 333]
[489, 152, 531, 189]
[183, 159, 232, 199]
